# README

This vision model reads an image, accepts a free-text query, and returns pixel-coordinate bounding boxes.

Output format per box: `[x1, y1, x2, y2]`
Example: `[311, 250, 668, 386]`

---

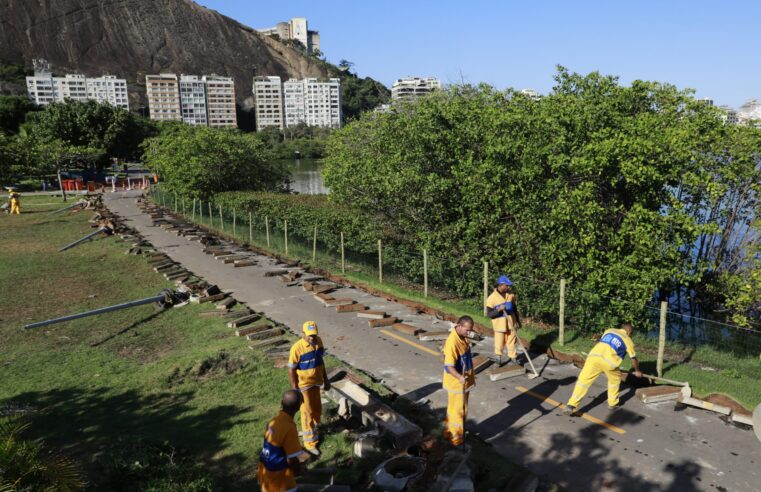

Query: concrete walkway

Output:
[106, 191, 759, 492]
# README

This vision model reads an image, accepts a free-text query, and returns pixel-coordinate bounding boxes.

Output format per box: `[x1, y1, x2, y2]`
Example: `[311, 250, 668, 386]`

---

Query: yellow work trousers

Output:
[258, 464, 297, 492]
[299, 386, 321, 450]
[567, 356, 621, 408]
[444, 391, 469, 446]
[494, 316, 518, 359]
[10, 201, 20, 214]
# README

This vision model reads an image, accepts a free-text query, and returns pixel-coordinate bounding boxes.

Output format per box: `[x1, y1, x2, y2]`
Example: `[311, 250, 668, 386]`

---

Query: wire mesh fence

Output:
[151, 188, 761, 374]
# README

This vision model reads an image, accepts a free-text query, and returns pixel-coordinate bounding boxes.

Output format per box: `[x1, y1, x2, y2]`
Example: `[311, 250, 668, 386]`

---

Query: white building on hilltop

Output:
[737, 99, 761, 126]
[391, 77, 441, 100]
[26, 60, 129, 109]
[258, 17, 320, 54]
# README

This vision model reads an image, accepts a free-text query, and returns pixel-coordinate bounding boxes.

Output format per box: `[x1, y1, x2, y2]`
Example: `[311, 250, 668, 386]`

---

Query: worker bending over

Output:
[8, 188, 20, 215]
[258, 389, 304, 492]
[565, 322, 642, 415]
[443, 315, 476, 449]
[486, 275, 522, 366]
[287, 320, 330, 456]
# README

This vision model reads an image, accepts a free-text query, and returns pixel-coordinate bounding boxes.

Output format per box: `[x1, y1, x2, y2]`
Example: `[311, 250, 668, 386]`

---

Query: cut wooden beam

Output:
[323, 298, 355, 307]
[264, 269, 289, 277]
[336, 303, 367, 313]
[303, 281, 316, 291]
[213, 252, 235, 259]
[235, 320, 270, 336]
[472, 355, 492, 374]
[392, 323, 424, 336]
[418, 330, 450, 342]
[635, 386, 682, 404]
[357, 310, 386, 320]
[234, 259, 257, 267]
[216, 297, 236, 310]
[230, 314, 262, 330]
[287, 270, 301, 281]
[489, 364, 525, 381]
[312, 284, 336, 294]
[314, 293, 334, 302]
[249, 337, 288, 350]
[246, 327, 285, 341]
[197, 293, 226, 304]
[223, 255, 250, 264]
[368, 317, 398, 328]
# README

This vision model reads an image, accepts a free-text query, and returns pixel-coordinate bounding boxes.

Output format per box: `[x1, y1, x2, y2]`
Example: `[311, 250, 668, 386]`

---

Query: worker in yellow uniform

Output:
[258, 389, 304, 492]
[443, 315, 476, 449]
[8, 188, 21, 215]
[486, 275, 522, 366]
[565, 322, 642, 415]
[288, 321, 330, 457]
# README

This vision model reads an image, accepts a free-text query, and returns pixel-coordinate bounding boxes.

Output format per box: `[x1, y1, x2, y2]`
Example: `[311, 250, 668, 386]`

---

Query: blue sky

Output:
[198, 0, 758, 108]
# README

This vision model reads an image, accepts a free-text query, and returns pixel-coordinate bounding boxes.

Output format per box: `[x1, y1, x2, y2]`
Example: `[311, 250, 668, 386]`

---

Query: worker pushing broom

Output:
[486, 275, 522, 366]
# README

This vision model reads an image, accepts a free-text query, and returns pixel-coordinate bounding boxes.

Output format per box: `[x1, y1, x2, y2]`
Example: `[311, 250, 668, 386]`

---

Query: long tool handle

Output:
[640, 373, 688, 387]
[24, 294, 165, 330]
[517, 337, 540, 377]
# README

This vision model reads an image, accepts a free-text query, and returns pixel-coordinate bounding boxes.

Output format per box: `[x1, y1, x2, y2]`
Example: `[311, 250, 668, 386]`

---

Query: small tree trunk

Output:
[57, 166, 67, 202]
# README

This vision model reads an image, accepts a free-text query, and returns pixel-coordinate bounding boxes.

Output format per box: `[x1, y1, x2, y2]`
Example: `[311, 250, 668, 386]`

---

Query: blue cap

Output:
[497, 275, 513, 286]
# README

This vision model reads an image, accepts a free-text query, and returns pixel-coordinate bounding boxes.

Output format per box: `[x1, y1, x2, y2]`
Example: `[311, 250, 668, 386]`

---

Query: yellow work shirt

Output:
[257, 410, 301, 492]
[288, 337, 325, 390]
[589, 328, 637, 369]
[486, 289, 517, 333]
[442, 330, 476, 393]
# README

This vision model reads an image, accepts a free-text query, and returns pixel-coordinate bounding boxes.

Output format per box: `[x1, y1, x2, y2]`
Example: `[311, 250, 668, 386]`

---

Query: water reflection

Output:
[283, 158, 328, 195]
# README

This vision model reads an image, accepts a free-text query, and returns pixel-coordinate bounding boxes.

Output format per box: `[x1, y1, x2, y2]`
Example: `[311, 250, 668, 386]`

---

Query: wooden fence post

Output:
[423, 249, 428, 298]
[208, 202, 213, 228]
[559, 278, 566, 346]
[248, 212, 253, 243]
[657, 301, 668, 377]
[233, 208, 237, 238]
[312, 225, 317, 262]
[218, 205, 224, 232]
[182, 197, 185, 216]
[198, 200, 202, 224]
[192, 198, 196, 221]
[265, 216, 270, 247]
[483, 261, 489, 316]
[174, 193, 177, 212]
[340, 232, 345, 274]
[378, 240, 383, 283]
[284, 220, 288, 256]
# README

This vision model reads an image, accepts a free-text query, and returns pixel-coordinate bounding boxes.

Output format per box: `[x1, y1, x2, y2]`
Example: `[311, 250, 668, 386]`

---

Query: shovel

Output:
[516, 336, 540, 379]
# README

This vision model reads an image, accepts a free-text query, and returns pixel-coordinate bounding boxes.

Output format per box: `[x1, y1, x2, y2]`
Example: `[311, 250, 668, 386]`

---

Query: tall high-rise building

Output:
[258, 17, 320, 53]
[146, 74, 182, 121]
[26, 60, 128, 109]
[203, 75, 237, 128]
[281, 78, 342, 129]
[253, 76, 284, 130]
[391, 77, 441, 100]
[179, 75, 208, 126]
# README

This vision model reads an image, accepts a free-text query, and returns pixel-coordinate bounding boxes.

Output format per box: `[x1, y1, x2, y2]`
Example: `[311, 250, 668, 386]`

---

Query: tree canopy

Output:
[324, 67, 761, 326]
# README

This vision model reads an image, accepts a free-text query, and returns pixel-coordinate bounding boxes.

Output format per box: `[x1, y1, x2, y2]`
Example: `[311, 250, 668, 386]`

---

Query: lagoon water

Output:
[283, 159, 328, 195]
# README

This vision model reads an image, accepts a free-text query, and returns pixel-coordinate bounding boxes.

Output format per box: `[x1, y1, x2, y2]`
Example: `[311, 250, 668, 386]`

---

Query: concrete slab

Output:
[392, 323, 424, 336]
[489, 364, 525, 381]
[358, 310, 386, 319]
[336, 303, 367, 313]
[368, 317, 398, 328]
[636, 385, 682, 404]
[418, 330, 450, 341]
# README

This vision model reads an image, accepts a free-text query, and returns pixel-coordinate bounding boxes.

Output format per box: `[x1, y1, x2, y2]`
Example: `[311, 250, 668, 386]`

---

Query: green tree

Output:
[143, 126, 287, 200]
[324, 68, 761, 326]
[340, 74, 390, 121]
[0, 95, 37, 134]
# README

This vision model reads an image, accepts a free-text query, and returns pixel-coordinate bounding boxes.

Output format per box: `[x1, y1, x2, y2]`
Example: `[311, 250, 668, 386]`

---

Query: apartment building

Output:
[179, 75, 208, 126]
[146, 74, 182, 121]
[391, 77, 441, 100]
[279, 78, 342, 129]
[258, 17, 320, 53]
[26, 60, 129, 109]
[203, 75, 237, 128]
[283, 79, 306, 127]
[253, 76, 284, 130]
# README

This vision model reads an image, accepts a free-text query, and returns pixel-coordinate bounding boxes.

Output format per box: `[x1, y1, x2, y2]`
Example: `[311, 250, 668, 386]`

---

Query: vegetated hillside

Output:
[0, 0, 328, 114]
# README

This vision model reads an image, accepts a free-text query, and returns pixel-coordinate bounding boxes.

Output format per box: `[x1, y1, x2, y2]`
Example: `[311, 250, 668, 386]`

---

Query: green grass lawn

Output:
[0, 195, 363, 490]
[184, 196, 761, 412]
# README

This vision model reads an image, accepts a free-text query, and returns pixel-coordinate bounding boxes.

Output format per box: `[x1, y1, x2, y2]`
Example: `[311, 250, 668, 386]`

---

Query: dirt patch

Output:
[705, 394, 752, 415]
[165, 350, 247, 387]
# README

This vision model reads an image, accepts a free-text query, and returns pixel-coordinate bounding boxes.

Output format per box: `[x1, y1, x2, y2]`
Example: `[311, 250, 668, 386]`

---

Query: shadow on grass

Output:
[6, 386, 254, 491]
[89, 309, 167, 347]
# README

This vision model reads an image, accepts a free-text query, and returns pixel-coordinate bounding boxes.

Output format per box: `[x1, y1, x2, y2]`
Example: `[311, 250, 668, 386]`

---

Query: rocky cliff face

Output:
[0, 0, 329, 113]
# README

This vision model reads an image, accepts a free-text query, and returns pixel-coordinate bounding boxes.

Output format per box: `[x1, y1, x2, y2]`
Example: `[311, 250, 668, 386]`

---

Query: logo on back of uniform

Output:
[601, 333, 627, 359]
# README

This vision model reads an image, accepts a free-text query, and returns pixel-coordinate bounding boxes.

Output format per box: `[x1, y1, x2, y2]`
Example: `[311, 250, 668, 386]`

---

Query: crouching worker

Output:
[258, 389, 304, 492]
[565, 322, 642, 415]
[443, 315, 476, 449]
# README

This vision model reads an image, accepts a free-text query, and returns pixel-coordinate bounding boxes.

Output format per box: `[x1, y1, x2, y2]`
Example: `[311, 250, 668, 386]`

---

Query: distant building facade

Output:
[253, 76, 285, 130]
[391, 77, 441, 100]
[26, 59, 129, 109]
[258, 17, 320, 53]
[255, 76, 342, 130]
[520, 89, 542, 101]
[147, 73, 237, 127]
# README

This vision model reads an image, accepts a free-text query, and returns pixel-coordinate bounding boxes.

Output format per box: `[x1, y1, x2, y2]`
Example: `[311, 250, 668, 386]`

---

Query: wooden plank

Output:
[336, 303, 367, 313]
[246, 328, 285, 341]
[488, 364, 524, 381]
[248, 337, 288, 350]
[264, 269, 289, 277]
[223, 255, 250, 264]
[418, 331, 450, 342]
[357, 310, 386, 319]
[216, 297, 236, 310]
[234, 320, 270, 336]
[314, 293, 334, 301]
[198, 293, 226, 304]
[392, 323, 423, 336]
[312, 284, 336, 294]
[229, 314, 262, 330]
[234, 260, 257, 267]
[472, 355, 492, 374]
[323, 298, 355, 307]
[303, 281, 315, 291]
[368, 317, 398, 328]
